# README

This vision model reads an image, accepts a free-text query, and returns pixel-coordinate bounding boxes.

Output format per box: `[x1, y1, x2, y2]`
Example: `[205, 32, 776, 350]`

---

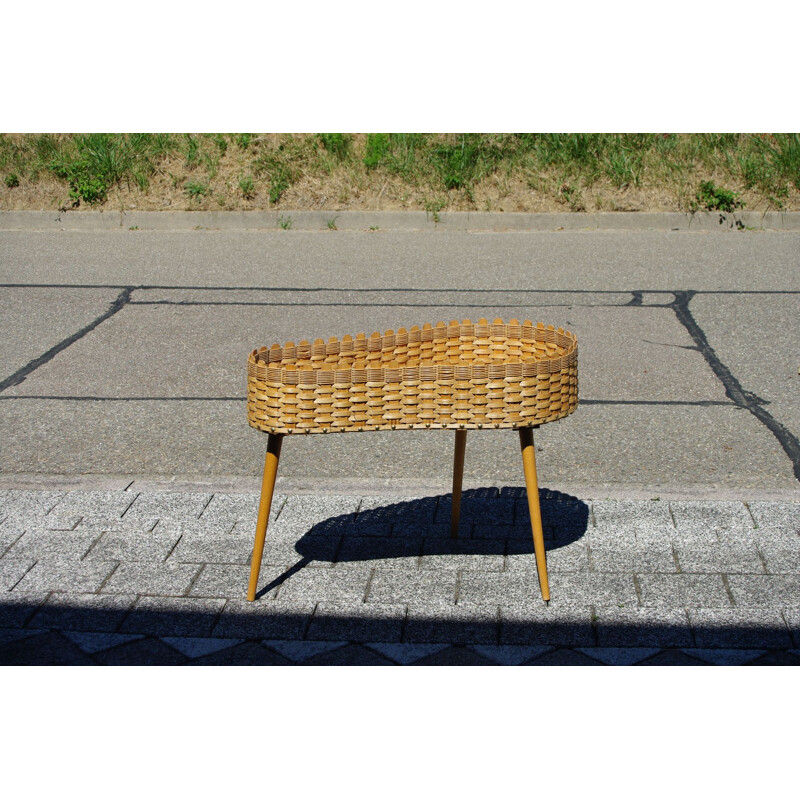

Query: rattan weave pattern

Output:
[247, 318, 578, 434]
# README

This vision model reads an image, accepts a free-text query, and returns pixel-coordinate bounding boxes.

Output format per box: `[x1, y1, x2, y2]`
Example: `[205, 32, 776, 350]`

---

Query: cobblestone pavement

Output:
[1, 487, 799, 665]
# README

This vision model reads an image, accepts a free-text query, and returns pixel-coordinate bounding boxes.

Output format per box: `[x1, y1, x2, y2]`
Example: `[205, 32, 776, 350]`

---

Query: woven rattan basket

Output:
[247, 318, 578, 434]
[245, 317, 578, 605]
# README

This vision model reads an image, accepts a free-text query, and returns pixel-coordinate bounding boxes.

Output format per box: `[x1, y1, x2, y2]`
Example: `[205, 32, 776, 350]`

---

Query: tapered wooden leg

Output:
[451, 430, 467, 538]
[518, 427, 550, 602]
[247, 433, 283, 601]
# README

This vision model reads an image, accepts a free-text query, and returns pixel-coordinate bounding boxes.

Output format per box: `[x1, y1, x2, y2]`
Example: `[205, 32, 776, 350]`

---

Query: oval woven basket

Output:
[247, 318, 578, 434]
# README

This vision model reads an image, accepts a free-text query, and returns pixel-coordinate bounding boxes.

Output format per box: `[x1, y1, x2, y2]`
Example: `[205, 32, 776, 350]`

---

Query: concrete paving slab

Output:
[306, 601, 406, 642]
[85, 529, 183, 562]
[99, 561, 200, 596]
[1, 298, 727, 405]
[499, 603, 595, 647]
[592, 607, 693, 648]
[0, 591, 49, 627]
[403, 603, 499, 644]
[635, 573, 732, 607]
[13, 559, 117, 594]
[691, 293, 800, 440]
[211, 598, 315, 639]
[28, 592, 136, 632]
[0, 287, 122, 382]
[6, 529, 100, 561]
[689, 608, 794, 649]
[119, 596, 226, 636]
[364, 569, 457, 605]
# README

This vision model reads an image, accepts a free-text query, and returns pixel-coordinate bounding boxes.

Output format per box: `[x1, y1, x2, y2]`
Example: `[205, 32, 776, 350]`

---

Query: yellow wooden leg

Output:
[518, 427, 550, 602]
[247, 433, 283, 601]
[451, 430, 467, 538]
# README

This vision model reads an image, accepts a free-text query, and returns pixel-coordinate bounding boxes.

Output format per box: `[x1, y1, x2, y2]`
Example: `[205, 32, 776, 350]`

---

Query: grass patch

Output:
[0, 133, 798, 212]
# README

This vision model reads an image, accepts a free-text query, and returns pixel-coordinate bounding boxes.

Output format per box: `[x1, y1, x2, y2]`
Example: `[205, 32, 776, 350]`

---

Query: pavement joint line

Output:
[632, 574, 644, 606]
[163, 534, 183, 563]
[670, 542, 682, 573]
[362, 569, 376, 603]
[96, 562, 120, 593]
[720, 574, 736, 606]
[754, 545, 770, 576]
[302, 603, 318, 640]
[781, 610, 799, 648]
[183, 564, 206, 597]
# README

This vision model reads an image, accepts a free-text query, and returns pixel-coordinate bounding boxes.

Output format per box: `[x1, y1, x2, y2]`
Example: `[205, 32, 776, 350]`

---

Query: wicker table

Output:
[246, 318, 578, 602]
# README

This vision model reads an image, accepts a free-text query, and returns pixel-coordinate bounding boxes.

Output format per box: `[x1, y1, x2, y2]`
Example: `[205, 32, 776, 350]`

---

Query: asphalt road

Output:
[1, 222, 799, 493]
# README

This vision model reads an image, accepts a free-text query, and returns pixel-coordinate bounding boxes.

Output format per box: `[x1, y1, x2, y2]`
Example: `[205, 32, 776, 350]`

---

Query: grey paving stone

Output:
[575, 647, 662, 665]
[0, 592, 49, 628]
[200, 492, 286, 528]
[364, 641, 450, 665]
[335, 536, 422, 570]
[277, 495, 360, 531]
[637, 650, 709, 666]
[188, 563, 252, 598]
[393, 521, 471, 539]
[471, 644, 553, 665]
[6, 529, 101, 561]
[0, 558, 35, 591]
[589, 540, 677, 573]
[74, 515, 160, 532]
[274, 566, 373, 604]
[168, 532, 254, 565]
[0, 627, 47, 647]
[160, 636, 245, 659]
[269, 533, 340, 566]
[301, 642, 396, 665]
[499, 603, 595, 647]
[14, 559, 117, 594]
[62, 631, 144, 654]
[725, 574, 800, 607]
[306, 601, 406, 642]
[0, 630, 98, 665]
[670, 501, 753, 540]
[524, 647, 603, 665]
[746, 502, 800, 533]
[84, 529, 182, 562]
[673, 541, 765, 574]
[100, 561, 201, 596]
[782, 608, 800, 647]
[594, 607, 693, 648]
[365, 568, 457, 605]
[472, 523, 530, 541]
[212, 598, 315, 639]
[681, 648, 767, 666]
[357, 494, 439, 524]
[93, 636, 188, 665]
[412, 645, 498, 665]
[506, 540, 590, 572]
[436, 496, 515, 527]
[746, 650, 800, 665]
[591, 499, 675, 540]
[29, 592, 136, 632]
[265, 639, 347, 663]
[460, 570, 638, 608]
[46, 490, 137, 525]
[754, 536, 800, 575]
[520, 499, 592, 542]
[0, 524, 25, 557]
[154, 518, 237, 536]
[121, 491, 212, 522]
[404, 603, 499, 644]
[635, 573, 733, 608]
[189, 641, 292, 665]
[120, 596, 226, 636]
[689, 608, 793, 648]
[420, 538, 505, 572]
[0, 490, 65, 519]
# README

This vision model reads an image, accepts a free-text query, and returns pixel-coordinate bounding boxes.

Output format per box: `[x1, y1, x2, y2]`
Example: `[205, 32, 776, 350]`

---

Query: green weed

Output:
[238, 174, 255, 199]
[326, 216, 338, 230]
[185, 181, 209, 199]
[318, 133, 351, 160]
[693, 180, 743, 213]
[278, 214, 293, 230]
[5, 172, 19, 188]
